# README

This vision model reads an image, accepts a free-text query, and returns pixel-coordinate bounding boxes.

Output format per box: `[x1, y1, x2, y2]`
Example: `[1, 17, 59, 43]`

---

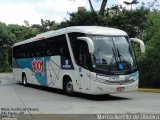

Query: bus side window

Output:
[60, 46, 70, 58]
[68, 32, 91, 69]
[44, 35, 71, 58]
[78, 41, 90, 68]
[13, 47, 19, 58]
[37, 42, 43, 57]
[59, 36, 71, 59]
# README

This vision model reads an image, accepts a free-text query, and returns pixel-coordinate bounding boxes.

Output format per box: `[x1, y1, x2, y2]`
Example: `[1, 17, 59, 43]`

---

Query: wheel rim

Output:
[66, 81, 73, 94]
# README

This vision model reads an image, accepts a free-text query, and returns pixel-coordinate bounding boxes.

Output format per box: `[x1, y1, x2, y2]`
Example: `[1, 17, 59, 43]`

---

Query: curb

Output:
[137, 88, 160, 93]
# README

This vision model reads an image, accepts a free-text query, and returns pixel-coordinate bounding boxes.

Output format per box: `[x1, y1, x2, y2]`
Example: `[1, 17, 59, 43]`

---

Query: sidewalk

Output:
[137, 88, 160, 93]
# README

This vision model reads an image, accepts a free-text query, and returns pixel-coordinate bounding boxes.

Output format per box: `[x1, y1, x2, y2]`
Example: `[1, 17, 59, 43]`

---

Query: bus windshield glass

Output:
[88, 35, 137, 72]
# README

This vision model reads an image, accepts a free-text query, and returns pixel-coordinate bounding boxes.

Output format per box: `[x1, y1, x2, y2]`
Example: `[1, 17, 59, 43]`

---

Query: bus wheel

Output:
[22, 74, 28, 87]
[64, 78, 74, 96]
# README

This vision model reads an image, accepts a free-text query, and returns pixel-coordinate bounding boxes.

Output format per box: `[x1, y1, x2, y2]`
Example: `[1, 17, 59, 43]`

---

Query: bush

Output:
[139, 31, 160, 88]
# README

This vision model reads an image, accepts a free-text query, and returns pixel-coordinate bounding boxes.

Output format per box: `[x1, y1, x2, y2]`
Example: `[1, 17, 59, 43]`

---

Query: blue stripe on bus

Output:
[16, 57, 51, 86]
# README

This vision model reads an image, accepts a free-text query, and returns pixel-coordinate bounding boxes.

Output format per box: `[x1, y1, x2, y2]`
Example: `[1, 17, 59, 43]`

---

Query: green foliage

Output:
[138, 11, 160, 88]
[110, 7, 149, 37]
[8, 24, 39, 43]
[0, 22, 15, 72]
[58, 10, 108, 28]
[140, 11, 160, 43]
[139, 32, 160, 88]
[58, 7, 149, 37]
[0, 22, 15, 48]
[0, 49, 11, 72]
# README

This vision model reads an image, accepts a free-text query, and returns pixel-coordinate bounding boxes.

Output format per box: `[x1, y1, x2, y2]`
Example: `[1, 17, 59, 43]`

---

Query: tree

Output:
[8, 24, 37, 42]
[146, 0, 160, 11]
[137, 11, 160, 88]
[41, 19, 58, 30]
[57, 10, 110, 28]
[99, 0, 108, 15]
[115, 7, 149, 37]
[0, 22, 15, 72]
[24, 20, 30, 27]
[88, 0, 95, 11]
[123, 0, 139, 10]
[0, 23, 15, 48]
[72, 0, 108, 15]
[58, 6, 149, 38]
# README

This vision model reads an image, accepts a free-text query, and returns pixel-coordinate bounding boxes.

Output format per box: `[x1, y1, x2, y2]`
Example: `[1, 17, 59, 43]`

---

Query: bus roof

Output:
[13, 26, 128, 47]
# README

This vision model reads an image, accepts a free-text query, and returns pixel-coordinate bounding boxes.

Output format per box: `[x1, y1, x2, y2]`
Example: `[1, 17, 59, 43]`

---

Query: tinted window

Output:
[68, 32, 91, 69]
[13, 35, 71, 59]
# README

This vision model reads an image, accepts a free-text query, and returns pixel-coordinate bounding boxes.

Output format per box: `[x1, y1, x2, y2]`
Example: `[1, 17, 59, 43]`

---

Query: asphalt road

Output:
[0, 73, 160, 120]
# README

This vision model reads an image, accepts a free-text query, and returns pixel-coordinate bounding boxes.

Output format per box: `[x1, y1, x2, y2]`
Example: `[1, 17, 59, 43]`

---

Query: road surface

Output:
[0, 73, 160, 120]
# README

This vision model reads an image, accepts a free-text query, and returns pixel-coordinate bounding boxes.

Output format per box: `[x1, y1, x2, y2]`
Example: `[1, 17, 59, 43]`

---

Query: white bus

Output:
[12, 26, 145, 95]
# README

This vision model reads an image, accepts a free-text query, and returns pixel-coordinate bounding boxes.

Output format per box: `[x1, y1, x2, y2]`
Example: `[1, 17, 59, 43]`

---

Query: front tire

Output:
[64, 78, 74, 96]
[22, 74, 28, 87]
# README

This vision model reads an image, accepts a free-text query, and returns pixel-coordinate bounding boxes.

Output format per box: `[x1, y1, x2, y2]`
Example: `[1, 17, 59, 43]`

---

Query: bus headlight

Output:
[87, 74, 106, 83]
[94, 78, 106, 83]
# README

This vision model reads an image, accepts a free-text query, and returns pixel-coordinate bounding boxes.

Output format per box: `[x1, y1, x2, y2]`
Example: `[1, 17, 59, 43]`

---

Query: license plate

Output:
[116, 87, 125, 91]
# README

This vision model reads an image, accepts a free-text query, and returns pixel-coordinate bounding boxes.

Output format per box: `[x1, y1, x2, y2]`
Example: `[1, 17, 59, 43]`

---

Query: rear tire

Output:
[22, 74, 28, 87]
[63, 78, 74, 96]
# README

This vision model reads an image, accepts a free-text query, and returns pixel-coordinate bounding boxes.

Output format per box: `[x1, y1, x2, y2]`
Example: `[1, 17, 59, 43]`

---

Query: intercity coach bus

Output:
[12, 26, 145, 95]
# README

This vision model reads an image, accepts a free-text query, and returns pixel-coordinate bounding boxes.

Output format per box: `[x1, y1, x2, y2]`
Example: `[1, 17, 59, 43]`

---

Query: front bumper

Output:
[89, 78, 139, 95]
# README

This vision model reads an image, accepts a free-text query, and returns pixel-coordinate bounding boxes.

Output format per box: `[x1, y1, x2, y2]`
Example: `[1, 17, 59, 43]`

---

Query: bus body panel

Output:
[13, 55, 83, 93]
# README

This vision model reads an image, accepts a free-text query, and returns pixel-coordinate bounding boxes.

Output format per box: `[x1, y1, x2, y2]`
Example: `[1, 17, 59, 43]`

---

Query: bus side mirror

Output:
[130, 38, 145, 53]
[77, 37, 95, 54]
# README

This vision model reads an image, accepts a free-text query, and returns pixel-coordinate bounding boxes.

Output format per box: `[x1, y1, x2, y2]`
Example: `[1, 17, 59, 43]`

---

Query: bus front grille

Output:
[104, 80, 136, 85]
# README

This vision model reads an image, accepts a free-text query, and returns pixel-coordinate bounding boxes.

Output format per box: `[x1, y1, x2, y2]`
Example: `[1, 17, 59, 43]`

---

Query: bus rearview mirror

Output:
[77, 37, 95, 54]
[130, 38, 145, 53]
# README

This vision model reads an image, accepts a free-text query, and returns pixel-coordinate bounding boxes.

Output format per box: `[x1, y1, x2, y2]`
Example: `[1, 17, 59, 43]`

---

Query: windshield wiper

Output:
[112, 47, 119, 68]
[116, 47, 132, 72]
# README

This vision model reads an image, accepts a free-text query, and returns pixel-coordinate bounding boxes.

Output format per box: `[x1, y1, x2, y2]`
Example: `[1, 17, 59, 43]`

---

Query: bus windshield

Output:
[88, 35, 137, 72]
